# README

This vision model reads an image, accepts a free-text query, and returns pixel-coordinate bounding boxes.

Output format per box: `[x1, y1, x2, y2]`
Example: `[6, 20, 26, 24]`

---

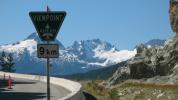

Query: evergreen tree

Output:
[0, 52, 15, 72]
[0, 51, 7, 71]
[7, 53, 15, 72]
[2, 51, 5, 58]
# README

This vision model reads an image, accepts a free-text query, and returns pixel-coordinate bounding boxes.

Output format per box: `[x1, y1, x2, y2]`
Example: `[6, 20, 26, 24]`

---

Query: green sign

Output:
[29, 11, 66, 41]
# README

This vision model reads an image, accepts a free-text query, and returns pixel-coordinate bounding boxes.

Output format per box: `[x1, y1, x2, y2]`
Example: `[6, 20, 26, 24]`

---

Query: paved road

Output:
[0, 76, 71, 100]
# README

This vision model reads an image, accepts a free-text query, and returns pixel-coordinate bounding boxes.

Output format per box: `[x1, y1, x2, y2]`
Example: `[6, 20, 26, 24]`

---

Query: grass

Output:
[115, 80, 178, 100]
[121, 80, 178, 93]
[80, 80, 178, 100]
[81, 80, 114, 100]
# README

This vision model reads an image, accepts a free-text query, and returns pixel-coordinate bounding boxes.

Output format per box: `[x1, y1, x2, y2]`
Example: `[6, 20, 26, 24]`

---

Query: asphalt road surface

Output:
[0, 75, 71, 100]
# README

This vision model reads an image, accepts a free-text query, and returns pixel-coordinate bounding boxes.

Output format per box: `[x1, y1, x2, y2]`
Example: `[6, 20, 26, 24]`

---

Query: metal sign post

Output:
[47, 41, 50, 100]
[29, 6, 66, 100]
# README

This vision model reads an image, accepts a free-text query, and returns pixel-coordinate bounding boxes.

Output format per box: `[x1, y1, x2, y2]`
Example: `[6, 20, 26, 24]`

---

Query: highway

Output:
[0, 76, 71, 100]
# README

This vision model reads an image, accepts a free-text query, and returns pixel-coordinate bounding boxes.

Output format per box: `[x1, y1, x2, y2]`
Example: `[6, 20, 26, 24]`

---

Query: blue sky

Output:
[0, 0, 174, 49]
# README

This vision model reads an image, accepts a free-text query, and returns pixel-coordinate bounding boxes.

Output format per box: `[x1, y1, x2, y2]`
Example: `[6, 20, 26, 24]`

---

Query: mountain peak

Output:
[83, 39, 115, 51]
[25, 32, 65, 49]
[70, 39, 115, 51]
[145, 39, 165, 47]
[25, 32, 40, 42]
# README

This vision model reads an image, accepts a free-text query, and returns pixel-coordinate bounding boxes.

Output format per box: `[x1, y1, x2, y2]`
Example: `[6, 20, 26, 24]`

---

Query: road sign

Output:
[37, 44, 59, 58]
[29, 11, 66, 41]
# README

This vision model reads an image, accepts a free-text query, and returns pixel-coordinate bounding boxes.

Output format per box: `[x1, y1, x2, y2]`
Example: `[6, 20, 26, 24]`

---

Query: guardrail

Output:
[0, 72, 85, 100]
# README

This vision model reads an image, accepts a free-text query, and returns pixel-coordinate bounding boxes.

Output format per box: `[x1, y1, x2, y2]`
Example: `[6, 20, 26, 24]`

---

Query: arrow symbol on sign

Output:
[42, 33, 53, 40]
[45, 23, 50, 29]
[42, 23, 53, 40]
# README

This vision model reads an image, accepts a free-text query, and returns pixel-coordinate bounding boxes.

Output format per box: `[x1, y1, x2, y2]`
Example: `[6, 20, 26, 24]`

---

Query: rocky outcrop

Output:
[107, 41, 173, 85]
[169, 0, 178, 33]
[107, 0, 178, 86]
[129, 61, 155, 79]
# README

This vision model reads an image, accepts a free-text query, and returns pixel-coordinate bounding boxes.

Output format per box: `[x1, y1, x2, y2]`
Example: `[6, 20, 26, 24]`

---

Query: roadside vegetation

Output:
[81, 80, 178, 100]
[81, 80, 119, 100]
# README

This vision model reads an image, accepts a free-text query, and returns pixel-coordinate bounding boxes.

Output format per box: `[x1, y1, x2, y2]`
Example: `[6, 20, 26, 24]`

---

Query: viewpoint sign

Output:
[29, 11, 66, 41]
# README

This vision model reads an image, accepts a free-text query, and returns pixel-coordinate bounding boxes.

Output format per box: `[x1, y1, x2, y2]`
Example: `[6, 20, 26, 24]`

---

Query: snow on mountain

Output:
[0, 33, 136, 75]
[67, 39, 116, 61]
[1, 40, 36, 54]
[93, 49, 137, 66]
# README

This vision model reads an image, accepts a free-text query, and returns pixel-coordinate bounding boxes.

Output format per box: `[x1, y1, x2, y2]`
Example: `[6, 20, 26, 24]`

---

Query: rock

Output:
[106, 65, 130, 86]
[107, 41, 178, 85]
[135, 44, 146, 54]
[164, 35, 178, 52]
[169, 0, 178, 33]
[172, 64, 178, 74]
[129, 61, 155, 79]
[157, 92, 165, 99]
[156, 61, 169, 76]
[135, 44, 152, 57]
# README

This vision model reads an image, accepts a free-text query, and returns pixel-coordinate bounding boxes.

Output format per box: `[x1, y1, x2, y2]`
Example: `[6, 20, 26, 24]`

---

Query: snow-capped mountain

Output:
[0, 33, 136, 75]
